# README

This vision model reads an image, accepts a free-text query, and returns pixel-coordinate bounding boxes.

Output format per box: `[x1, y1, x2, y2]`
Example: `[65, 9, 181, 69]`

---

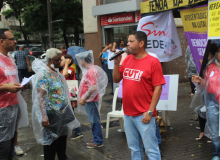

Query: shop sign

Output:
[208, 0, 220, 39]
[137, 10, 182, 62]
[180, 5, 208, 73]
[101, 12, 135, 26]
[141, 0, 206, 14]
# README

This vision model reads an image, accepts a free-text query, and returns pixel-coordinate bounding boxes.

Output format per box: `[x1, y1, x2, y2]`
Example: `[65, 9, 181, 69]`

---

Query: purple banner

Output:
[185, 32, 208, 74]
[160, 76, 170, 100]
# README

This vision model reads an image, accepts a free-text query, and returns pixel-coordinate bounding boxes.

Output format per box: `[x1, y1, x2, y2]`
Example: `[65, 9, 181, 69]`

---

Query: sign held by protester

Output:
[141, 0, 206, 14]
[157, 74, 179, 111]
[137, 10, 182, 62]
[208, 0, 220, 39]
[180, 5, 208, 73]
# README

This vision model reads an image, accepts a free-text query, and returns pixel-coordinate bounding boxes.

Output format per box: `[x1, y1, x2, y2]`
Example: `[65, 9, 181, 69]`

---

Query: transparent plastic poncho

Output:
[185, 46, 198, 77]
[75, 50, 108, 120]
[194, 54, 220, 139]
[31, 58, 80, 145]
[0, 53, 29, 142]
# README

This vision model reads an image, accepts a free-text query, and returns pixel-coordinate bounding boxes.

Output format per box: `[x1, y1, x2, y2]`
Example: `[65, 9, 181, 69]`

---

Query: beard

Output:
[5, 42, 15, 51]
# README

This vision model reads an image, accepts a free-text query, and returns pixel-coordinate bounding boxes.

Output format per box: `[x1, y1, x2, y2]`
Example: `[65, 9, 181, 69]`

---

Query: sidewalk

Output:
[14, 82, 214, 160]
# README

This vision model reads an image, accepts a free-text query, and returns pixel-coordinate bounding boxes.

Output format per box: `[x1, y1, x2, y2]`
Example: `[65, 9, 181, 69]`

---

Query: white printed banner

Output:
[137, 10, 182, 62]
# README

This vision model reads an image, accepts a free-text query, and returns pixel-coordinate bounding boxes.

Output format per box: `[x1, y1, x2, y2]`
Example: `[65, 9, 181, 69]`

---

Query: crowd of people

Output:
[0, 27, 220, 160]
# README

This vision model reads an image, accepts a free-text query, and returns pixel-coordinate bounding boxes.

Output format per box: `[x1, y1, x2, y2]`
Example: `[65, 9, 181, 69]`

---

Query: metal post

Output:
[47, 0, 53, 48]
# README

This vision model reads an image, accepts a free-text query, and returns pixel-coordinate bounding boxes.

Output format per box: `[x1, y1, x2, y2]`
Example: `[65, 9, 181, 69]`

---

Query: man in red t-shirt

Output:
[113, 31, 165, 160]
[0, 29, 25, 159]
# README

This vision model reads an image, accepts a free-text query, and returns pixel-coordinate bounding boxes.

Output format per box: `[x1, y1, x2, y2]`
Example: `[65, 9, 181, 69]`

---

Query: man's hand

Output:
[29, 66, 32, 71]
[79, 98, 86, 105]
[113, 42, 117, 46]
[141, 112, 152, 124]
[6, 83, 24, 93]
[42, 119, 50, 128]
[113, 51, 122, 65]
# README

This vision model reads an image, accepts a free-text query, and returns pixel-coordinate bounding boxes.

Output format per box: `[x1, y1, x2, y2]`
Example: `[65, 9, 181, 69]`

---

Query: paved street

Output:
[14, 82, 214, 160]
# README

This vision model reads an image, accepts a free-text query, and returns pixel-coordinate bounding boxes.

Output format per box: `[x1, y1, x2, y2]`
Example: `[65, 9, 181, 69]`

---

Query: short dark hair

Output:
[0, 29, 9, 39]
[62, 54, 74, 67]
[129, 31, 147, 48]
[210, 42, 218, 56]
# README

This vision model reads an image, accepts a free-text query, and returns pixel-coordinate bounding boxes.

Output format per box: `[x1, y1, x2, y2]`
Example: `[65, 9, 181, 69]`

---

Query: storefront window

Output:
[104, 0, 129, 4]
[104, 25, 137, 47]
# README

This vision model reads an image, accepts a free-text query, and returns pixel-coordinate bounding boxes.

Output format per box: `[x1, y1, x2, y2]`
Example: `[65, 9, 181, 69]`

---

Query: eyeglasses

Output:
[2, 38, 16, 41]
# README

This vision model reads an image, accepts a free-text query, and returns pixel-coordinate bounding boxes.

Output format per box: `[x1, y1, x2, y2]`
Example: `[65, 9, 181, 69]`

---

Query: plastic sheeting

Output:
[67, 46, 87, 65]
[31, 58, 80, 145]
[75, 50, 108, 121]
[0, 53, 29, 142]
[185, 46, 198, 77]
[193, 54, 220, 139]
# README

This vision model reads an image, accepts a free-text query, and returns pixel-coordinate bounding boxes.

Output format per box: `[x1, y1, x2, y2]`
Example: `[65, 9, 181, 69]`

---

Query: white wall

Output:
[82, 0, 98, 33]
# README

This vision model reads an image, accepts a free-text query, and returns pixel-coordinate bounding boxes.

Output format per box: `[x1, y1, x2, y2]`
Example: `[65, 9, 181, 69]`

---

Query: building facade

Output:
[82, 0, 189, 82]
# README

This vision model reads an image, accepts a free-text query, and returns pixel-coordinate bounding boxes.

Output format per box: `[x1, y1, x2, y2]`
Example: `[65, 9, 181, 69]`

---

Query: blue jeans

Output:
[155, 122, 161, 146]
[206, 93, 220, 157]
[72, 108, 81, 134]
[108, 69, 113, 92]
[18, 69, 29, 83]
[124, 115, 161, 160]
[85, 102, 103, 145]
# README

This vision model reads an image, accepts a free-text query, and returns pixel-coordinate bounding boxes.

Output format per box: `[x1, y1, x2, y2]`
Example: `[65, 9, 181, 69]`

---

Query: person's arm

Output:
[113, 51, 122, 83]
[112, 42, 117, 52]
[62, 59, 72, 77]
[142, 85, 162, 124]
[26, 57, 31, 71]
[99, 51, 105, 61]
[102, 45, 109, 52]
[0, 83, 23, 93]
[37, 88, 50, 128]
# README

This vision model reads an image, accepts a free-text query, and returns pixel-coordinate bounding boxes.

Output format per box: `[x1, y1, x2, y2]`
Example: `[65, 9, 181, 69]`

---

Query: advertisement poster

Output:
[180, 5, 208, 73]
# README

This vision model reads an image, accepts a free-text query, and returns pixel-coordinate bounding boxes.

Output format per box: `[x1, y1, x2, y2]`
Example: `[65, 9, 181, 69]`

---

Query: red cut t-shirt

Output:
[61, 67, 76, 80]
[0, 54, 18, 108]
[79, 67, 99, 102]
[119, 54, 165, 117]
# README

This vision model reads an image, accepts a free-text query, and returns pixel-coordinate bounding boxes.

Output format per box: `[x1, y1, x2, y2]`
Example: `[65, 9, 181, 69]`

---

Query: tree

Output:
[21, 0, 83, 48]
[2, 0, 32, 46]
[13, 31, 21, 40]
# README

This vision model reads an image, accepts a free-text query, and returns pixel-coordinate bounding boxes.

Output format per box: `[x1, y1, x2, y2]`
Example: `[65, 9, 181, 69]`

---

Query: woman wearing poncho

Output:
[31, 48, 79, 160]
[192, 46, 220, 160]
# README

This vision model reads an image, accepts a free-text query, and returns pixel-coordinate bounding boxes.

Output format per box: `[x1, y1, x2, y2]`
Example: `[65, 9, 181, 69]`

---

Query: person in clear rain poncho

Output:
[0, 29, 29, 160]
[31, 48, 80, 160]
[192, 45, 220, 160]
[76, 50, 108, 149]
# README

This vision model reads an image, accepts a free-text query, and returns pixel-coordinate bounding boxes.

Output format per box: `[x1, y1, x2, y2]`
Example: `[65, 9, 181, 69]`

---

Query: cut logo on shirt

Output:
[123, 68, 143, 82]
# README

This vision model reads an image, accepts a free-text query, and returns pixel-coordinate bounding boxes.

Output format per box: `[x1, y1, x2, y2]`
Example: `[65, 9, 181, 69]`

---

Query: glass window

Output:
[104, 0, 129, 4]
[104, 25, 137, 47]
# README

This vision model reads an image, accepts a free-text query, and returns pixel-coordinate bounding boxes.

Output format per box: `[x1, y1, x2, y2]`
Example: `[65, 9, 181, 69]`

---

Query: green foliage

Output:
[13, 31, 21, 40]
[2, 9, 14, 19]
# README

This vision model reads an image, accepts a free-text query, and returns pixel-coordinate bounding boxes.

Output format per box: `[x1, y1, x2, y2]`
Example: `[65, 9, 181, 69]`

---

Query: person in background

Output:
[192, 43, 220, 160]
[117, 40, 124, 50]
[103, 42, 119, 94]
[76, 50, 108, 149]
[14, 46, 31, 83]
[113, 31, 165, 159]
[100, 45, 108, 75]
[185, 46, 198, 96]
[59, 46, 67, 55]
[98, 46, 106, 71]
[60, 54, 83, 140]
